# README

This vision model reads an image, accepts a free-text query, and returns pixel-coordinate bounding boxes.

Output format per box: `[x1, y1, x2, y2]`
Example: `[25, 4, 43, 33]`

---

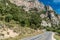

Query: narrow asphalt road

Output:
[21, 32, 55, 40]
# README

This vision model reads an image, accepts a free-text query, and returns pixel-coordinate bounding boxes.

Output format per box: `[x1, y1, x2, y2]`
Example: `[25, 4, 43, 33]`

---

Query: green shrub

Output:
[56, 30, 60, 34]
[5, 14, 13, 22]
[0, 16, 4, 21]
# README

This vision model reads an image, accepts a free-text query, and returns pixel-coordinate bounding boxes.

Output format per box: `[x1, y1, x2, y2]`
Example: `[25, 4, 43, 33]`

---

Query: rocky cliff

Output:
[9, 0, 60, 27]
[9, 0, 45, 11]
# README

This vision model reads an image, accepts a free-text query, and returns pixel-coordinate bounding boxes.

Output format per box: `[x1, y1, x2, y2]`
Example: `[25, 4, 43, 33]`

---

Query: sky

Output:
[39, 0, 60, 14]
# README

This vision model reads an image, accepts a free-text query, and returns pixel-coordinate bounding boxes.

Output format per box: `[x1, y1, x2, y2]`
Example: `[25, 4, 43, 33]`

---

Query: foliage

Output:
[0, 0, 42, 29]
[5, 14, 13, 22]
[0, 0, 60, 34]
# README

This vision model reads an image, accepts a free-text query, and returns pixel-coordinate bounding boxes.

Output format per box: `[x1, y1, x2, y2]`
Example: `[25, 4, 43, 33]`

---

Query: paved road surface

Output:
[21, 32, 55, 40]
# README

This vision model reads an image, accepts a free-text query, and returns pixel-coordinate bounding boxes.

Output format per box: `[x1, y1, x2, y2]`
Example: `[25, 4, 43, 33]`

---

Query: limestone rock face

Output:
[41, 20, 48, 27]
[0, 28, 19, 39]
[40, 5, 60, 27]
[58, 15, 60, 20]
[41, 20, 51, 27]
[40, 14, 46, 18]
[9, 0, 45, 11]
[48, 6, 53, 11]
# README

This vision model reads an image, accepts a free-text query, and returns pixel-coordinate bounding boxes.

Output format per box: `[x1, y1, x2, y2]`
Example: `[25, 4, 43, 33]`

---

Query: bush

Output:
[5, 14, 13, 22]
[56, 30, 60, 34]
[0, 16, 4, 21]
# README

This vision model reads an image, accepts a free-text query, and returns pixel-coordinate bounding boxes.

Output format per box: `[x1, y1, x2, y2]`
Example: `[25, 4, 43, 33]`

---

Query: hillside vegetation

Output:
[0, 0, 46, 29]
[0, 0, 60, 40]
[0, 0, 43, 39]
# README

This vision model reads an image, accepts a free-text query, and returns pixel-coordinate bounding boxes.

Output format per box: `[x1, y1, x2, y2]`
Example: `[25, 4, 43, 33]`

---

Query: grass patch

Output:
[55, 34, 60, 40]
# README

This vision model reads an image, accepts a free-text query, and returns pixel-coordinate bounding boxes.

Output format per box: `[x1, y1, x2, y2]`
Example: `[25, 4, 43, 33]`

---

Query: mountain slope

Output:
[0, 0, 60, 40]
[9, 0, 60, 26]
